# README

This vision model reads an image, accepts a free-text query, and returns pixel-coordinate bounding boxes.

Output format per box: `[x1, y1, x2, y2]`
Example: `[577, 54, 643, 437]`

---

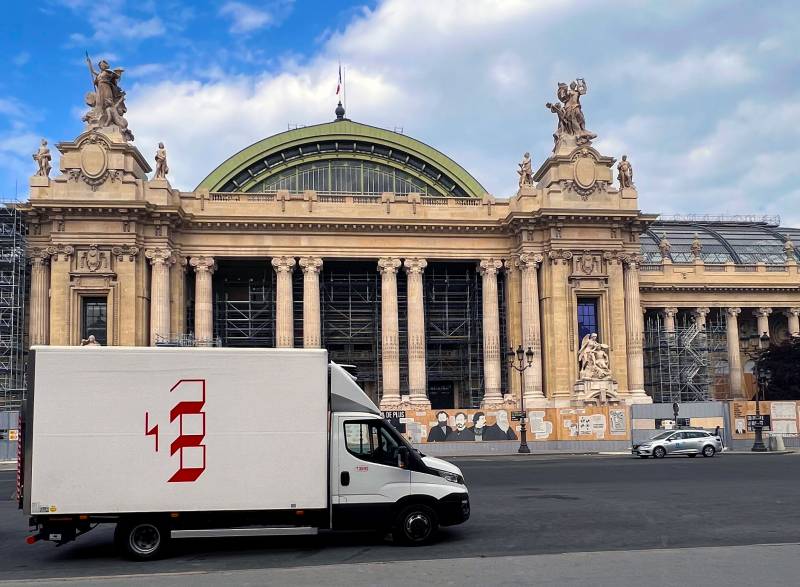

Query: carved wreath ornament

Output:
[67, 133, 123, 191]
[562, 148, 608, 200]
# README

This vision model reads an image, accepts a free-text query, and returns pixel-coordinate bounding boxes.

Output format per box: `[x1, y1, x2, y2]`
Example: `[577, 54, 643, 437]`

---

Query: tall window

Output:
[82, 297, 108, 345]
[577, 298, 599, 343]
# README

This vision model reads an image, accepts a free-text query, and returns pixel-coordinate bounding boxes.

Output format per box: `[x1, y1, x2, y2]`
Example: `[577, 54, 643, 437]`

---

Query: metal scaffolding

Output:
[213, 261, 275, 347]
[643, 310, 728, 403]
[0, 205, 27, 410]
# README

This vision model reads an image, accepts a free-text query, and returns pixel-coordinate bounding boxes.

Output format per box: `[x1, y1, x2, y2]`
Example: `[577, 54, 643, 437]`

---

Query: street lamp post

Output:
[507, 345, 534, 454]
[751, 332, 770, 452]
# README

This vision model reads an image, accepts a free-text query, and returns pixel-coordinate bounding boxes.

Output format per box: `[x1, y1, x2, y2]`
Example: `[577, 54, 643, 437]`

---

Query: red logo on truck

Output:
[145, 379, 207, 483]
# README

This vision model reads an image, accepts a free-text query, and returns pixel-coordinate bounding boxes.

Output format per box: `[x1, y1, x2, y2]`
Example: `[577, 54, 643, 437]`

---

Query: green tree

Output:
[756, 337, 800, 400]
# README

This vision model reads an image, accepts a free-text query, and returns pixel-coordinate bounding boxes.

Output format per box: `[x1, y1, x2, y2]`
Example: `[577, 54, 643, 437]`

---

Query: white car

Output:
[632, 429, 723, 459]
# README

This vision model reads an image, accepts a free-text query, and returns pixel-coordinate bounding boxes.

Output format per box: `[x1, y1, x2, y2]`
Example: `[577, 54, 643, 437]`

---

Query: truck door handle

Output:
[341, 472, 350, 486]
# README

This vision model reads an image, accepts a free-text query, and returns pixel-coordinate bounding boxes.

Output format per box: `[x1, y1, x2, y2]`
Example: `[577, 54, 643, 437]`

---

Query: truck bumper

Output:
[437, 492, 470, 526]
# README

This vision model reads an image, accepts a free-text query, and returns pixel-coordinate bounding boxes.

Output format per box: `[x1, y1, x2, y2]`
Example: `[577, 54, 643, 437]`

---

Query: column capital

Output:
[377, 257, 402, 274]
[271, 256, 296, 273]
[754, 307, 772, 318]
[403, 257, 427, 274]
[621, 253, 642, 269]
[27, 247, 51, 266]
[190, 255, 216, 273]
[479, 258, 503, 275]
[693, 307, 711, 318]
[299, 256, 323, 274]
[46, 243, 75, 261]
[663, 307, 679, 318]
[546, 249, 573, 265]
[145, 247, 173, 266]
[111, 245, 140, 262]
[516, 253, 543, 270]
[726, 307, 741, 317]
[785, 307, 800, 318]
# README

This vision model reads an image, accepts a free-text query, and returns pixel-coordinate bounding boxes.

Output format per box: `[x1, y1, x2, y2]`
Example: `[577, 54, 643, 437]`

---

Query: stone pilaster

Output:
[754, 307, 772, 339]
[404, 258, 429, 407]
[784, 308, 800, 337]
[693, 307, 711, 330]
[545, 250, 573, 401]
[480, 258, 504, 405]
[515, 253, 546, 406]
[47, 245, 74, 345]
[272, 256, 296, 348]
[623, 256, 650, 403]
[606, 253, 629, 394]
[170, 255, 188, 336]
[663, 307, 678, 333]
[299, 257, 323, 348]
[378, 257, 402, 407]
[28, 248, 51, 346]
[145, 248, 173, 346]
[189, 256, 216, 343]
[725, 307, 743, 398]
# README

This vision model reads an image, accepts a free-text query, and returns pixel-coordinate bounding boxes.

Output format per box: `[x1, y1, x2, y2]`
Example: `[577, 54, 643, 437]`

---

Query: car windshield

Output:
[649, 431, 675, 440]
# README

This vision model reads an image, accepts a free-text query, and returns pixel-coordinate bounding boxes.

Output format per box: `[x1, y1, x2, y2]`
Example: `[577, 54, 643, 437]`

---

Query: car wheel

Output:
[702, 445, 716, 458]
[653, 446, 666, 459]
[115, 519, 169, 561]
[392, 504, 438, 546]
[688, 453, 697, 458]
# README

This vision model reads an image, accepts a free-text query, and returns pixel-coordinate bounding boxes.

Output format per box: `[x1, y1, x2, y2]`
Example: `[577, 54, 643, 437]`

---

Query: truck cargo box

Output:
[24, 347, 329, 516]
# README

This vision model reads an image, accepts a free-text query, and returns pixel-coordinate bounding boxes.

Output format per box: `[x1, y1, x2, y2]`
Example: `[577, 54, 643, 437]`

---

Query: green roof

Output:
[196, 119, 488, 198]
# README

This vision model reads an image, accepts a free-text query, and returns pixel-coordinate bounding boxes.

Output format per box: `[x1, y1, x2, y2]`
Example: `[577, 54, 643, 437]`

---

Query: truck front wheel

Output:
[392, 504, 438, 546]
[115, 520, 169, 561]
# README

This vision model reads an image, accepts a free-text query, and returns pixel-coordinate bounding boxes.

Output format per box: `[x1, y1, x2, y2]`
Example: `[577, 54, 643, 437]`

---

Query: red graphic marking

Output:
[167, 379, 206, 483]
[145, 412, 159, 452]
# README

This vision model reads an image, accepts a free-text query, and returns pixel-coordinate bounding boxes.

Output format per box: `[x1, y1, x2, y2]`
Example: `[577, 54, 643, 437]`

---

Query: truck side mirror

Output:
[397, 446, 409, 469]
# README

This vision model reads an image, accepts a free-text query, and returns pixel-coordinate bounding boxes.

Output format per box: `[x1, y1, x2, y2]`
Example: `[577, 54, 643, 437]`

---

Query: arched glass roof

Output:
[196, 119, 488, 198]
[643, 221, 799, 265]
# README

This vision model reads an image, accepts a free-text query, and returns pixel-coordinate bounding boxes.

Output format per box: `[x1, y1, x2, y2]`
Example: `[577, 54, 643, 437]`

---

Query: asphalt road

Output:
[1, 454, 800, 582]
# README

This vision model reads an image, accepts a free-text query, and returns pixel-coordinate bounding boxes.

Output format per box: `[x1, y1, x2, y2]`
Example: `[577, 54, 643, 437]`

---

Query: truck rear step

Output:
[171, 526, 318, 539]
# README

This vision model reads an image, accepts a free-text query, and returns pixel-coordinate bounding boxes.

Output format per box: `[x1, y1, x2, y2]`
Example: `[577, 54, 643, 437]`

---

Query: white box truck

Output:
[20, 346, 469, 559]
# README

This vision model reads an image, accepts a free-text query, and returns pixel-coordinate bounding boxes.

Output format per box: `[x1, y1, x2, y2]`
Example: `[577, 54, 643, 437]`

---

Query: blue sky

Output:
[2, 0, 799, 224]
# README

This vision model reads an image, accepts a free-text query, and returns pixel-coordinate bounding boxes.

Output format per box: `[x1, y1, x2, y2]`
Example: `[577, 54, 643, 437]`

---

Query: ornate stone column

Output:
[378, 257, 402, 407]
[693, 307, 711, 330]
[145, 248, 173, 346]
[272, 256, 296, 348]
[725, 307, 743, 398]
[516, 253, 545, 406]
[404, 258, 429, 407]
[480, 258, 504, 405]
[170, 256, 188, 336]
[28, 248, 51, 346]
[785, 308, 800, 337]
[663, 307, 678, 333]
[623, 256, 649, 403]
[189, 256, 216, 343]
[299, 257, 323, 348]
[754, 307, 772, 339]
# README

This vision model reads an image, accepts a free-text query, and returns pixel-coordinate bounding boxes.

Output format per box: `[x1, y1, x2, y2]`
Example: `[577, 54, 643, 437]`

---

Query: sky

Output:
[1, 0, 799, 224]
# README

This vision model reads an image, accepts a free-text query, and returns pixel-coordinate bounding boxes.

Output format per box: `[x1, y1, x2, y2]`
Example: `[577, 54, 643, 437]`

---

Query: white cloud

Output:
[12, 52, 30, 67]
[219, 1, 294, 35]
[59, 0, 165, 44]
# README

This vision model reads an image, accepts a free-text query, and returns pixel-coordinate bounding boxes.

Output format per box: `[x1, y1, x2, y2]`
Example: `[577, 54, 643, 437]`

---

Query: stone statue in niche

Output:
[82, 53, 134, 142]
[32, 139, 52, 177]
[578, 333, 611, 380]
[691, 233, 703, 259]
[617, 155, 633, 188]
[546, 78, 596, 146]
[517, 152, 533, 188]
[154, 142, 169, 179]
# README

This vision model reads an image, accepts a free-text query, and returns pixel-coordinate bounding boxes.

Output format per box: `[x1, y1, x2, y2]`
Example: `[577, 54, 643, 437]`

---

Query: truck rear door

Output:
[332, 415, 410, 529]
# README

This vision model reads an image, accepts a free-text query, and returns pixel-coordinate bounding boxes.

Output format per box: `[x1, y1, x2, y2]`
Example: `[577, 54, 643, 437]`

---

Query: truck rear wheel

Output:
[115, 520, 169, 561]
[392, 504, 438, 546]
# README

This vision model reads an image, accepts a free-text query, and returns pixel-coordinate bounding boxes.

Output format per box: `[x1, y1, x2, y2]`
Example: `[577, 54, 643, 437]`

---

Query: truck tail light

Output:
[26, 535, 39, 545]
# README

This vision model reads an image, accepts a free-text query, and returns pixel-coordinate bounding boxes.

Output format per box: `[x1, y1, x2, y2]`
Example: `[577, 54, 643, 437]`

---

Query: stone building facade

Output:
[20, 80, 800, 412]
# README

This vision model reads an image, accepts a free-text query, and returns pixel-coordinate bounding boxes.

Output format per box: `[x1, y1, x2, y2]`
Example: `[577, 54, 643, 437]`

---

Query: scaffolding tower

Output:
[0, 205, 27, 410]
[643, 311, 728, 403]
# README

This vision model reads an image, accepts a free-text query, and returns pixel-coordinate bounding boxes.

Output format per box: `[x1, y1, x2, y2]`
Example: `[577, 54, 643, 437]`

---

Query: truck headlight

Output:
[434, 469, 464, 485]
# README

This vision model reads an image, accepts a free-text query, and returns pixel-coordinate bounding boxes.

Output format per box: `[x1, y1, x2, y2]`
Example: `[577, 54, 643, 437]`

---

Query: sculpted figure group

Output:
[545, 78, 597, 146]
[578, 333, 611, 380]
[82, 54, 134, 141]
